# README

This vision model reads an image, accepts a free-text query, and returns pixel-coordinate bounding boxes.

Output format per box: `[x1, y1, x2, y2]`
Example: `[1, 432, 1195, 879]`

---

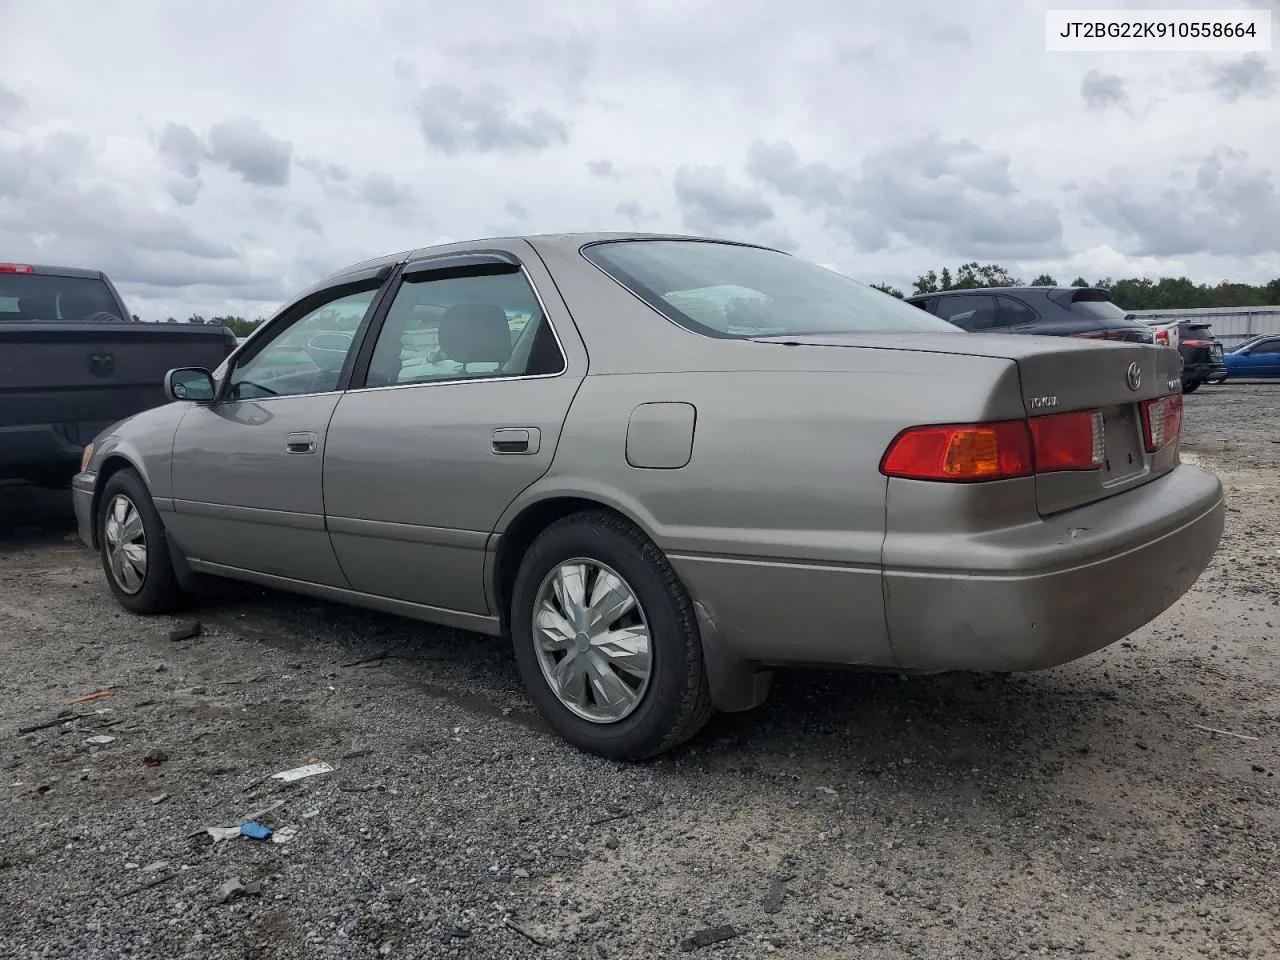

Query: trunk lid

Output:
[751, 332, 1182, 515]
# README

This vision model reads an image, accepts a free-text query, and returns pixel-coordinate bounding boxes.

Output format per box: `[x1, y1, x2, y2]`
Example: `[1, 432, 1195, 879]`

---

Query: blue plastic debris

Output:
[240, 821, 273, 841]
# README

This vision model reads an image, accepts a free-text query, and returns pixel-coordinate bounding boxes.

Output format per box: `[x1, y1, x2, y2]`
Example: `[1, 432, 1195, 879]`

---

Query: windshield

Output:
[582, 240, 959, 338]
[0, 274, 123, 321]
[1070, 299, 1131, 322]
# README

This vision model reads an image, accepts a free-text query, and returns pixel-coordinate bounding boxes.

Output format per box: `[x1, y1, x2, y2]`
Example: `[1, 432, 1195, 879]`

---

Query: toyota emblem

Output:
[1126, 361, 1142, 391]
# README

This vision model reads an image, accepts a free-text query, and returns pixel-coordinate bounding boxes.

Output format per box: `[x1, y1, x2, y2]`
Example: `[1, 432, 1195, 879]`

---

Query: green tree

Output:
[1031, 274, 1057, 286]
[1070, 277, 1089, 287]
[870, 282, 905, 299]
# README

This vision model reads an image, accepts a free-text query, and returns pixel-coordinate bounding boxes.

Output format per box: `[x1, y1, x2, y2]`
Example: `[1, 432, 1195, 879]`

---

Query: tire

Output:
[97, 468, 184, 614]
[1182, 380, 1200, 394]
[510, 510, 713, 760]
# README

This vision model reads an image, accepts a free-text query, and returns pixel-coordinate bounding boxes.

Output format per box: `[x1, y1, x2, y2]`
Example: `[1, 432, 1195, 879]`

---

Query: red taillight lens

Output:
[0, 263, 34, 274]
[1140, 394, 1182, 452]
[1155, 329, 1169, 345]
[882, 410, 1107, 482]
[1029, 409, 1105, 472]
[880, 421, 1033, 482]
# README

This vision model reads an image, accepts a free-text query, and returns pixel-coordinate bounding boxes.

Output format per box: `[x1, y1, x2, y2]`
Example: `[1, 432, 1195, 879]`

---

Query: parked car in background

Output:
[73, 234, 1222, 759]
[906, 287, 1156, 343]
[0, 261, 237, 488]
[1223, 334, 1280, 379]
[1171, 322, 1228, 392]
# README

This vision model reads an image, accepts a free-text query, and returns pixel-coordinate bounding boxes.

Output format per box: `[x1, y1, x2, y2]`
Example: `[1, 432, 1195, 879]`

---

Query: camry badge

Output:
[1126, 361, 1142, 391]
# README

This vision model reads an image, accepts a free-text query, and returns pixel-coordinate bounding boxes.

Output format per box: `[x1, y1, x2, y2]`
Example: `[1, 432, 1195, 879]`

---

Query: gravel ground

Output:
[1, 383, 1277, 960]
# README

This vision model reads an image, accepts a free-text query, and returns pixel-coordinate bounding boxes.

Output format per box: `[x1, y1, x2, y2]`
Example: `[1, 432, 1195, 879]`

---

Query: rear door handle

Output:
[286, 431, 318, 455]
[492, 427, 540, 455]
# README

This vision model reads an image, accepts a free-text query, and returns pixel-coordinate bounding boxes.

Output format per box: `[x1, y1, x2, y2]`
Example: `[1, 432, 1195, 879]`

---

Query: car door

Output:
[165, 271, 390, 585]
[322, 247, 587, 618]
[1249, 338, 1280, 376]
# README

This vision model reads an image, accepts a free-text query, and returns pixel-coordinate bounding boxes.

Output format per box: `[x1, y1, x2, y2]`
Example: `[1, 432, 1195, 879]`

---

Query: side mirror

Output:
[165, 367, 216, 403]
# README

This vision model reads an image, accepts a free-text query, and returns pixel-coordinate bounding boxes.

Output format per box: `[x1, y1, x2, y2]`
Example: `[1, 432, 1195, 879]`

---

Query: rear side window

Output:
[0, 274, 122, 321]
[934, 294, 997, 331]
[995, 295, 1037, 327]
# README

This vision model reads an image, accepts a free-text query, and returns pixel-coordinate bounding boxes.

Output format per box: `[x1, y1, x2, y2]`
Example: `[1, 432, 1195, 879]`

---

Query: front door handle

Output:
[492, 427, 540, 455]
[286, 431, 318, 455]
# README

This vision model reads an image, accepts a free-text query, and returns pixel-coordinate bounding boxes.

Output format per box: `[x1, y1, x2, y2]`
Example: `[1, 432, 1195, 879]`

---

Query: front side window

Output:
[582, 240, 959, 338]
[1252, 339, 1280, 355]
[363, 267, 564, 387]
[226, 287, 377, 400]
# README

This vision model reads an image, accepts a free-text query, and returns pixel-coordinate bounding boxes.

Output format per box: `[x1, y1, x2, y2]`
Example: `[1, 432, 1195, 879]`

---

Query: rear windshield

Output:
[1179, 323, 1215, 339]
[1068, 298, 1130, 322]
[582, 240, 959, 338]
[0, 274, 123, 322]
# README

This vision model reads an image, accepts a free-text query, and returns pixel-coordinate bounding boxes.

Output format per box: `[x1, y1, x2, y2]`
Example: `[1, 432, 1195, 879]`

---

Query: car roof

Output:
[318, 232, 775, 286]
[0, 262, 109, 280]
[907, 286, 1109, 300]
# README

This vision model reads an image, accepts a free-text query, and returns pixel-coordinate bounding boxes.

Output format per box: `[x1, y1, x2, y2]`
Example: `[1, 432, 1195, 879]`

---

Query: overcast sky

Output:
[1, 0, 1277, 321]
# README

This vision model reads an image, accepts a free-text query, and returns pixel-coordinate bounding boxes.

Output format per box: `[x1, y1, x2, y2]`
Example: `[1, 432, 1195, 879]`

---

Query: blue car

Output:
[1223, 335, 1280, 378]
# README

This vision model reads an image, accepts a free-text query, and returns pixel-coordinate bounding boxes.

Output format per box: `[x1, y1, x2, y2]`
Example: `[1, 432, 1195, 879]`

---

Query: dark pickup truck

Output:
[1, 262, 236, 487]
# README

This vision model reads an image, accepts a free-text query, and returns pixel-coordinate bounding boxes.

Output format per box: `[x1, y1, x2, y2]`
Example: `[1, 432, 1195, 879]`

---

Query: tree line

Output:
[871, 262, 1280, 311]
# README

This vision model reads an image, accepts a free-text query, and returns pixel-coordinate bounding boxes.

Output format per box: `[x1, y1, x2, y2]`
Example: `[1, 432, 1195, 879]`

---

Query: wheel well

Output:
[494, 497, 635, 631]
[89, 456, 138, 549]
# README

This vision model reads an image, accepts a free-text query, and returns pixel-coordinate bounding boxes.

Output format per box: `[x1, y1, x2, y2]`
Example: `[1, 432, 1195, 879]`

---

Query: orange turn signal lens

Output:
[80, 443, 94, 473]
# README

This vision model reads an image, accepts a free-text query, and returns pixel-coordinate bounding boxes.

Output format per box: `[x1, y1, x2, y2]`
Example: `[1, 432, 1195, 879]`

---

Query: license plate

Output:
[1101, 406, 1143, 484]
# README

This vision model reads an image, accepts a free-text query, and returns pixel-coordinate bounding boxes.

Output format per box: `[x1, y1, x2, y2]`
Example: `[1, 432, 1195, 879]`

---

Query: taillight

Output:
[1154, 329, 1169, 345]
[1181, 339, 1210, 348]
[1029, 409, 1105, 471]
[882, 409, 1106, 482]
[1072, 330, 1115, 340]
[1140, 394, 1182, 452]
[0, 263, 34, 274]
[880, 421, 1032, 482]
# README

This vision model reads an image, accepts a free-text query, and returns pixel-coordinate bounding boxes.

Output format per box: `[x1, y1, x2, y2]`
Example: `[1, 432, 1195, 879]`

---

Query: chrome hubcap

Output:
[103, 494, 147, 595]
[532, 559, 652, 724]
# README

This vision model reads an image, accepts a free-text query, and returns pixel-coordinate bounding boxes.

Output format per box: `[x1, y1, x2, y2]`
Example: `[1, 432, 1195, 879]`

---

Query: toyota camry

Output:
[74, 233, 1225, 759]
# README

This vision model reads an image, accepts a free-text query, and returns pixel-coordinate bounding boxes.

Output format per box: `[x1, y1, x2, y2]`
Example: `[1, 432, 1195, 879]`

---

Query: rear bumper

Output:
[72, 472, 96, 549]
[1183, 362, 1227, 383]
[884, 464, 1225, 671]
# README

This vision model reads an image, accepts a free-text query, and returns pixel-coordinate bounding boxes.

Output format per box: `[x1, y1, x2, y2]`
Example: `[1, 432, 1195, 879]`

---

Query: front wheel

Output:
[98, 469, 184, 614]
[510, 511, 713, 760]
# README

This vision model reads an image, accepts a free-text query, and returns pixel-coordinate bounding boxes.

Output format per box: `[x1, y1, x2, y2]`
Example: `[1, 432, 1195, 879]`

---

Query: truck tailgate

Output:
[0, 322, 234, 431]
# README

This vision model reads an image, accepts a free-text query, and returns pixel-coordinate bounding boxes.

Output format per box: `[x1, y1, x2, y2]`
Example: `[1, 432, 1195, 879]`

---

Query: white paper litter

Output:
[85, 735, 117, 745]
[271, 826, 299, 844]
[204, 826, 241, 842]
[271, 762, 333, 782]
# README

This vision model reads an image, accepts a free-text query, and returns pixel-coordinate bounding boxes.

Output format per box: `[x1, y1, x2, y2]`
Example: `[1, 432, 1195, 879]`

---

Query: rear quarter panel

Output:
[509, 349, 1025, 666]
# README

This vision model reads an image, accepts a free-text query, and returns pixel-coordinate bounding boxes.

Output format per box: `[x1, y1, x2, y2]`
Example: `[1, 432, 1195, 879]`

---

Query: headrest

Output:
[437, 303, 512, 364]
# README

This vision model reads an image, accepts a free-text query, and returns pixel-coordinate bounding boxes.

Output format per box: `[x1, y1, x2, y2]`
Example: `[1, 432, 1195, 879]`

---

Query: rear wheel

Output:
[510, 511, 713, 760]
[98, 469, 184, 614]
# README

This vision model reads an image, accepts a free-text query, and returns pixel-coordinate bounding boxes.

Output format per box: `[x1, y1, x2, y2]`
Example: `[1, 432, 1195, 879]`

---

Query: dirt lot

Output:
[2, 384, 1277, 960]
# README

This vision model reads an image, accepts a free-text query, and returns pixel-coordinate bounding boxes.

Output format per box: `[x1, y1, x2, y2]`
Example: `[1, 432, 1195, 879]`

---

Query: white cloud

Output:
[0, 0, 1275, 322]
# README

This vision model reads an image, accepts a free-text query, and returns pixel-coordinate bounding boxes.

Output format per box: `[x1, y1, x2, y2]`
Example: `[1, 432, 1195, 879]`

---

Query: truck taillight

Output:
[0, 263, 34, 274]
[1154, 329, 1169, 345]
[1140, 394, 1182, 452]
[882, 409, 1106, 482]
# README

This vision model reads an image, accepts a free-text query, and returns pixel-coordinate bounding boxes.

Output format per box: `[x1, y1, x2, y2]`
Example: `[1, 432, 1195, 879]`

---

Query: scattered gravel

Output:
[1, 384, 1277, 959]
